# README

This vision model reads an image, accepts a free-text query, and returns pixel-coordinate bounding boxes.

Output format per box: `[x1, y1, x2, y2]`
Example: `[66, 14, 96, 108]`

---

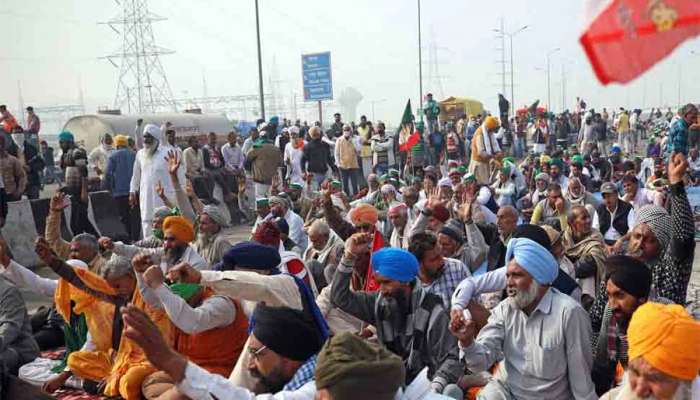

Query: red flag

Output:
[580, 0, 700, 85]
[399, 131, 421, 152]
[363, 230, 385, 292]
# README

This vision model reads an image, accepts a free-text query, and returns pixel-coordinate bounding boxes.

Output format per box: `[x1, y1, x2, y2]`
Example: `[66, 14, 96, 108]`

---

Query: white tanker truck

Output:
[61, 112, 234, 151]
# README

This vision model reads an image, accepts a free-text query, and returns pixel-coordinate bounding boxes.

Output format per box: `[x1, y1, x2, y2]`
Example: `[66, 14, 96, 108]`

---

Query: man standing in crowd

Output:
[330, 113, 343, 138]
[246, 130, 282, 201]
[469, 116, 501, 184]
[0, 105, 19, 133]
[423, 93, 440, 134]
[40, 140, 60, 185]
[130, 124, 185, 236]
[301, 126, 335, 190]
[357, 115, 373, 182]
[334, 124, 360, 196]
[24, 106, 40, 135]
[105, 135, 139, 241]
[668, 103, 699, 156]
[0, 135, 26, 201]
[203, 132, 235, 203]
[88, 133, 114, 184]
[16, 132, 43, 200]
[371, 121, 396, 176]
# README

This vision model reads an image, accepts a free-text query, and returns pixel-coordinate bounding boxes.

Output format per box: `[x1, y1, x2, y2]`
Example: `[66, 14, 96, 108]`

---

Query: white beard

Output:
[507, 280, 540, 309]
[613, 380, 692, 400]
[144, 141, 158, 157]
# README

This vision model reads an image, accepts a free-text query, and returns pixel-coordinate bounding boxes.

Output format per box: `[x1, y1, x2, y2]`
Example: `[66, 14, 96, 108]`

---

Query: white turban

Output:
[143, 123, 162, 142]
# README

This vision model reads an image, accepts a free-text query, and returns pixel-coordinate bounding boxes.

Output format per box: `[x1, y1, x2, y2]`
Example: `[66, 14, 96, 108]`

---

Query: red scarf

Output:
[363, 229, 385, 292]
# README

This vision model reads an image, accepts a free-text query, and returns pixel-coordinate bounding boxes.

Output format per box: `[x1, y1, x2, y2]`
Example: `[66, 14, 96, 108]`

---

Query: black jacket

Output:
[594, 121, 607, 141]
[23, 142, 44, 186]
[301, 139, 335, 175]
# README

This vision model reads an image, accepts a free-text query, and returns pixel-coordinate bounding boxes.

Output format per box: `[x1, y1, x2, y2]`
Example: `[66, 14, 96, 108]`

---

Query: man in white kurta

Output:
[130, 124, 186, 236]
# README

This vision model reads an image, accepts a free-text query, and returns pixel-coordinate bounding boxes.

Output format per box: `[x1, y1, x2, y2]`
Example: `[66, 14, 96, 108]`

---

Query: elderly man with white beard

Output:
[450, 237, 597, 400]
[130, 123, 185, 236]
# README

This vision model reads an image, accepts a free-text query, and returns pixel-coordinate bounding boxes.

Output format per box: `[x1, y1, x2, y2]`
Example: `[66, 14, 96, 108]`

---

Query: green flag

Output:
[399, 99, 414, 128]
[398, 100, 420, 152]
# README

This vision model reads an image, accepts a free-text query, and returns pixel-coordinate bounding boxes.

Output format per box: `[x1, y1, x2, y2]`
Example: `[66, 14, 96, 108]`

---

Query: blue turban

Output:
[505, 237, 558, 285]
[58, 131, 74, 142]
[216, 241, 280, 271]
[371, 248, 419, 283]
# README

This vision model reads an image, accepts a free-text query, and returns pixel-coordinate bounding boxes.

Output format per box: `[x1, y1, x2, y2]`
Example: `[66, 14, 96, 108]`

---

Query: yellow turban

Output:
[163, 215, 195, 242]
[628, 302, 700, 380]
[484, 116, 500, 131]
[349, 204, 378, 227]
[114, 134, 128, 147]
[540, 154, 552, 165]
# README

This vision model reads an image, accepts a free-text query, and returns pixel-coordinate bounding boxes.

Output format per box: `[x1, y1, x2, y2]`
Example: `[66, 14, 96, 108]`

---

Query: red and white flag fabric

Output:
[580, 0, 700, 85]
[362, 229, 386, 292]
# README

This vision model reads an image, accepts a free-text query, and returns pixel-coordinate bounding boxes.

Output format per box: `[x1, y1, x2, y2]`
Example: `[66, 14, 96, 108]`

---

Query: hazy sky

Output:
[2, 0, 700, 130]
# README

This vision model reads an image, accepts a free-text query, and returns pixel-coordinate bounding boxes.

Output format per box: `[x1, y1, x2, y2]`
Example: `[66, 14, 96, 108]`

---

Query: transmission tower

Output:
[425, 29, 450, 100]
[100, 0, 177, 113]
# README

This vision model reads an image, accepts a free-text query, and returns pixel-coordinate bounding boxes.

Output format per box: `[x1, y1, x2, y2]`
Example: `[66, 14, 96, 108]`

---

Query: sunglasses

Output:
[248, 345, 267, 360]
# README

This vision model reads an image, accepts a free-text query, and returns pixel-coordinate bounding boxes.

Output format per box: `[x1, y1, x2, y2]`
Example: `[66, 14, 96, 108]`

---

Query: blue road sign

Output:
[302, 52, 333, 101]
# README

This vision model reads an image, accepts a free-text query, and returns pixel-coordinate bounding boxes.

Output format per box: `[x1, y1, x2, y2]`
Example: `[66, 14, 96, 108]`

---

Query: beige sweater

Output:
[335, 136, 359, 169]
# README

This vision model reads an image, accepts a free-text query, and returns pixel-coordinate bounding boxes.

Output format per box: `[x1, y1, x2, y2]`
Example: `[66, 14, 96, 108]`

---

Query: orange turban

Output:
[163, 215, 195, 242]
[114, 134, 129, 147]
[349, 204, 378, 227]
[484, 116, 500, 131]
[628, 302, 700, 380]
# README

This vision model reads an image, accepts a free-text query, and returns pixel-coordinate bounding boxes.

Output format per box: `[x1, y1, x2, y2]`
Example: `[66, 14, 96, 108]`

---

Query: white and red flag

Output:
[580, 0, 700, 84]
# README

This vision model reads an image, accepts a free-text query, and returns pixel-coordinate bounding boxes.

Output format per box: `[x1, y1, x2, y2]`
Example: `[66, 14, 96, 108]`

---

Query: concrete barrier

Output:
[88, 191, 130, 242]
[30, 198, 73, 241]
[2, 200, 41, 268]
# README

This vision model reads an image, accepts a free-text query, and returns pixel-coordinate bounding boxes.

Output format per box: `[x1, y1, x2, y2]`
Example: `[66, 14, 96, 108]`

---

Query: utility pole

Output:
[546, 47, 560, 112]
[561, 63, 566, 111]
[494, 24, 528, 116]
[417, 0, 424, 121]
[255, 0, 265, 120]
[499, 18, 506, 96]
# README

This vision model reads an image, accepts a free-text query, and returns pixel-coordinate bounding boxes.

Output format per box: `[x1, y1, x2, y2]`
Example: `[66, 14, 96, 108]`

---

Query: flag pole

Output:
[417, 0, 424, 123]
